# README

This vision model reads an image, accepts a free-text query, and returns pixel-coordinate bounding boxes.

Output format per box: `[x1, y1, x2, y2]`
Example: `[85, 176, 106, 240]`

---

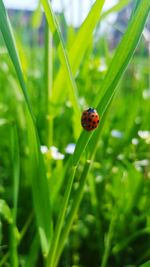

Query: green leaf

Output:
[73, 0, 150, 166]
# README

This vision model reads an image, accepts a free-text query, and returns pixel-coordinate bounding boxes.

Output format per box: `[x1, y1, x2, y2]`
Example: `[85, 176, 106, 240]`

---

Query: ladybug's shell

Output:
[81, 108, 100, 131]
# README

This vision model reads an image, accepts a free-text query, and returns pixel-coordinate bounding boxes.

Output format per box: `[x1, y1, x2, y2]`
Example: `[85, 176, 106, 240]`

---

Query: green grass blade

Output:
[0, 199, 13, 224]
[101, 0, 131, 20]
[41, 0, 80, 120]
[68, 0, 105, 73]
[0, 0, 33, 118]
[52, 0, 105, 103]
[113, 228, 150, 254]
[101, 215, 116, 267]
[139, 260, 150, 267]
[0, 0, 52, 255]
[73, 0, 150, 166]
[26, 110, 52, 255]
[10, 123, 20, 267]
[25, 234, 40, 267]
[54, 161, 91, 267]
[10, 123, 20, 225]
[46, 166, 77, 267]
[44, 20, 53, 147]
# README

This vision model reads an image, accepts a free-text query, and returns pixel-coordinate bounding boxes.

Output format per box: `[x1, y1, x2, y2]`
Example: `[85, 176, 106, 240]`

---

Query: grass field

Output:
[0, 0, 150, 266]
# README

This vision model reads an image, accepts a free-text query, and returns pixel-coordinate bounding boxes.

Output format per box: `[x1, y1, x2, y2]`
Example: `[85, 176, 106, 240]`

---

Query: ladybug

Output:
[81, 107, 100, 131]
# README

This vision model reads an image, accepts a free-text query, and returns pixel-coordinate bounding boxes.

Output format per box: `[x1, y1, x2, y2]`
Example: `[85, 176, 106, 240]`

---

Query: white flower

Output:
[132, 138, 139, 145]
[117, 154, 124, 160]
[40, 145, 48, 154]
[40, 145, 64, 160]
[98, 59, 107, 72]
[50, 146, 64, 160]
[111, 129, 123, 139]
[138, 130, 150, 144]
[65, 143, 76, 154]
[134, 159, 149, 170]
[143, 89, 150, 99]
[138, 130, 150, 139]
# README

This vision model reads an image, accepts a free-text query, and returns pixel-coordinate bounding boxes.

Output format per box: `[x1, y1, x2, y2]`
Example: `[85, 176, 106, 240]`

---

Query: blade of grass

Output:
[0, 213, 34, 267]
[73, 0, 150, 167]
[41, 0, 80, 120]
[101, 0, 131, 20]
[100, 214, 116, 267]
[112, 228, 150, 254]
[46, 166, 77, 267]
[0, 0, 52, 255]
[54, 161, 91, 267]
[26, 110, 52, 255]
[0, 0, 33, 118]
[44, 19, 53, 147]
[25, 233, 40, 267]
[139, 260, 150, 267]
[52, 0, 105, 103]
[10, 122, 20, 267]
[0, 254, 9, 267]
[0, 199, 13, 224]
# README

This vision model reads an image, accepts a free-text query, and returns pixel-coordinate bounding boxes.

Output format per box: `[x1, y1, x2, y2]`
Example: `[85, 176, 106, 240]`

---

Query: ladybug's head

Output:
[87, 107, 96, 113]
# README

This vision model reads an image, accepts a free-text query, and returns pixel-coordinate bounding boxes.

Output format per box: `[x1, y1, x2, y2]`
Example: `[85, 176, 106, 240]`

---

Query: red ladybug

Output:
[81, 108, 100, 131]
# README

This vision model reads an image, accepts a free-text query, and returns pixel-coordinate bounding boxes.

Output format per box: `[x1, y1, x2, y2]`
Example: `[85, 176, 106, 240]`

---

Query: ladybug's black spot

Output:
[88, 118, 91, 122]
[93, 121, 96, 124]
[92, 115, 95, 117]
[97, 120, 99, 123]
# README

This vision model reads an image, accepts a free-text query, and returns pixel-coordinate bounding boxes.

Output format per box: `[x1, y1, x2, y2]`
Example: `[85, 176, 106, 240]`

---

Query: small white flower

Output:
[138, 130, 150, 139]
[143, 89, 150, 99]
[98, 59, 107, 72]
[132, 138, 139, 145]
[40, 145, 48, 154]
[134, 159, 149, 169]
[117, 154, 124, 160]
[136, 127, 150, 144]
[49, 146, 64, 160]
[50, 146, 58, 153]
[95, 175, 103, 183]
[65, 143, 76, 154]
[40, 145, 64, 160]
[111, 129, 123, 139]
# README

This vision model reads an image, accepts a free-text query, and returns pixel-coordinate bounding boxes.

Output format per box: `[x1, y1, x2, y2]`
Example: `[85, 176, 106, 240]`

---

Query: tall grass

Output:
[0, 0, 150, 266]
